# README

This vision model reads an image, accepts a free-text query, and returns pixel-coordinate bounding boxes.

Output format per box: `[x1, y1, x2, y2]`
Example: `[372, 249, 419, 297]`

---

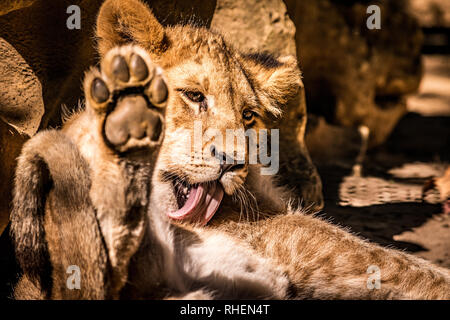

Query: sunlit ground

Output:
[320, 54, 450, 268]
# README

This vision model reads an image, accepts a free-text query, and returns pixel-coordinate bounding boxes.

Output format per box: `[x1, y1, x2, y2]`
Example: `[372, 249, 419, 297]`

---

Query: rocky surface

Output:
[0, 38, 44, 136]
[408, 55, 450, 116]
[409, 0, 450, 27]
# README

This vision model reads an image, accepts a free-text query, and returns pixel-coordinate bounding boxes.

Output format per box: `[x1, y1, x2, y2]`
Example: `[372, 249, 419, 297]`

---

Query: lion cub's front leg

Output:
[182, 229, 290, 299]
[81, 45, 167, 296]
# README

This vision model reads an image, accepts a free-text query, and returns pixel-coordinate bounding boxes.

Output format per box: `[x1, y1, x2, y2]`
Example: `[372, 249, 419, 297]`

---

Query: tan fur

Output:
[11, 0, 449, 300]
[11, 41, 290, 300]
[11, 130, 109, 299]
[93, 0, 450, 299]
[211, 212, 450, 299]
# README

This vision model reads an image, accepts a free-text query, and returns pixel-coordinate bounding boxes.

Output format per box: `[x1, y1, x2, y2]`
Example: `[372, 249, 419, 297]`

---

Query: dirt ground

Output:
[317, 54, 450, 268]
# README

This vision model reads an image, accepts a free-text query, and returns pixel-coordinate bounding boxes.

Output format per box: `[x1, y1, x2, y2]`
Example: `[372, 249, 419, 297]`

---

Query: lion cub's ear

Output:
[96, 0, 166, 57]
[240, 53, 302, 117]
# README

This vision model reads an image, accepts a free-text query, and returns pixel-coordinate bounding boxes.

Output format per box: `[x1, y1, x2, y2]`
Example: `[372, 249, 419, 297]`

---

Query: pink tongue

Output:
[167, 182, 224, 225]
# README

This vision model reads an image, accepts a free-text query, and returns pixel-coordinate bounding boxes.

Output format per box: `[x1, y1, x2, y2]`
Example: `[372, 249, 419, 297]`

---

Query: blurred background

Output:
[309, 0, 450, 269]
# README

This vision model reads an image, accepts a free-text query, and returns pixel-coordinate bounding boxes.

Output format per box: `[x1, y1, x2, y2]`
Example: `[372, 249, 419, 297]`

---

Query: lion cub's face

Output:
[151, 28, 300, 224]
[159, 30, 256, 193]
[96, 0, 301, 224]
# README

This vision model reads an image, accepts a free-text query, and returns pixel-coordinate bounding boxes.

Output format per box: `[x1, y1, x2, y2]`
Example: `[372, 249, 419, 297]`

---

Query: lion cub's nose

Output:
[104, 95, 163, 147]
[210, 145, 245, 174]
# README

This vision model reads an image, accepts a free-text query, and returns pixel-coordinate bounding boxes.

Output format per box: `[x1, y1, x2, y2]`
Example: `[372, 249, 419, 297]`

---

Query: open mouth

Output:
[168, 178, 224, 225]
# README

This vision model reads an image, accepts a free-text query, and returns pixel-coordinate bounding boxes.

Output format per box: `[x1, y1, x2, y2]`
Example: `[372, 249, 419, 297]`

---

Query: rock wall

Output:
[409, 0, 450, 27]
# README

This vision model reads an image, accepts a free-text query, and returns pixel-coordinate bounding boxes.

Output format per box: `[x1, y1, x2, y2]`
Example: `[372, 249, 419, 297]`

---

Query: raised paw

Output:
[84, 45, 168, 153]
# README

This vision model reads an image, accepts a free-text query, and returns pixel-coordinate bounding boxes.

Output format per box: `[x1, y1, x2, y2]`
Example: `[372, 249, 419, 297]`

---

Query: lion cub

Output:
[10, 45, 289, 299]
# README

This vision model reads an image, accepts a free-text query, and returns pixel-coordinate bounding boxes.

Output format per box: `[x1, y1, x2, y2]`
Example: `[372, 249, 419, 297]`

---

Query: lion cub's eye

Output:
[184, 91, 205, 103]
[242, 110, 255, 124]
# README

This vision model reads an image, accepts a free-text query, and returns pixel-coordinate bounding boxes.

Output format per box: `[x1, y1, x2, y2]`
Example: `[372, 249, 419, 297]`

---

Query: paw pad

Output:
[91, 78, 109, 104]
[84, 45, 168, 152]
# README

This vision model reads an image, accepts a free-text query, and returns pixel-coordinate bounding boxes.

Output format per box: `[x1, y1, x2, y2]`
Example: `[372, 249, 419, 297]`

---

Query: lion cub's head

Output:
[96, 0, 301, 225]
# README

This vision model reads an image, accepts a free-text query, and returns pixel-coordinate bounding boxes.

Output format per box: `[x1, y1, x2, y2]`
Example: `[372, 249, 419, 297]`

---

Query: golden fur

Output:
[94, 0, 450, 299]
[10, 0, 450, 300]
[11, 39, 289, 300]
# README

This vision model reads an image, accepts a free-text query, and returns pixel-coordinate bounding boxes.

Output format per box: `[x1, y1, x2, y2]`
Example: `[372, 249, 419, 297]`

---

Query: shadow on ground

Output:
[316, 111, 449, 264]
[320, 201, 441, 252]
